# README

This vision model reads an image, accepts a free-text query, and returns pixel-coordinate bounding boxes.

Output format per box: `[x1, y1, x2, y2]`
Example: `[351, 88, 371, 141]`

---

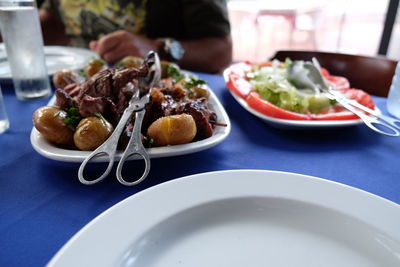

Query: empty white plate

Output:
[47, 170, 400, 267]
[0, 45, 97, 80]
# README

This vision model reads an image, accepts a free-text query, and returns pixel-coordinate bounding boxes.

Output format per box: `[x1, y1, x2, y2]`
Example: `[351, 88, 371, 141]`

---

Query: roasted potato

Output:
[52, 69, 83, 89]
[189, 86, 210, 99]
[116, 56, 143, 68]
[73, 116, 113, 151]
[147, 114, 197, 146]
[33, 106, 74, 146]
[84, 58, 106, 77]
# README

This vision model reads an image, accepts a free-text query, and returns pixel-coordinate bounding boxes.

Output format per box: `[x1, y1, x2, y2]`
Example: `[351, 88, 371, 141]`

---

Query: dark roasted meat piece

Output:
[142, 90, 177, 133]
[55, 88, 76, 109]
[175, 98, 216, 140]
[73, 67, 148, 124]
[78, 95, 111, 118]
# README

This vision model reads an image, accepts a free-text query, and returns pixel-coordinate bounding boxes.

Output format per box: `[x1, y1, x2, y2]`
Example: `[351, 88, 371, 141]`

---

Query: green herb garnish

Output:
[184, 77, 207, 89]
[64, 107, 82, 131]
[94, 112, 108, 124]
[167, 64, 185, 82]
[77, 69, 86, 78]
[143, 136, 154, 148]
[94, 112, 105, 120]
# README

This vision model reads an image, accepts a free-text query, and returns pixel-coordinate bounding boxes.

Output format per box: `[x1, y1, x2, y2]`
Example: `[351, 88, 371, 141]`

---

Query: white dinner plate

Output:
[223, 65, 365, 129]
[0, 45, 97, 80]
[47, 170, 400, 267]
[30, 88, 231, 162]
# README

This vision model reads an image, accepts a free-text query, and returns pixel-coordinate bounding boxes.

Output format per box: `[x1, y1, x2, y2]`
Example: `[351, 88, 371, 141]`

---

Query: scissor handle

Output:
[78, 105, 135, 185]
[78, 142, 116, 185]
[334, 95, 400, 137]
[310, 58, 400, 136]
[359, 115, 400, 137]
[330, 91, 400, 131]
[116, 108, 151, 186]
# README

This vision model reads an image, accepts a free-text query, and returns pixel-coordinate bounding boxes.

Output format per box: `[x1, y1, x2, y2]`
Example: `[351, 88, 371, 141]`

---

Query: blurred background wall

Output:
[228, 0, 399, 62]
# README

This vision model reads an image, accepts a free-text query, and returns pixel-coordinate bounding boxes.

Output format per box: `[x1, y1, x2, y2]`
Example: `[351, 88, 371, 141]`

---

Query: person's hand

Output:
[89, 30, 158, 64]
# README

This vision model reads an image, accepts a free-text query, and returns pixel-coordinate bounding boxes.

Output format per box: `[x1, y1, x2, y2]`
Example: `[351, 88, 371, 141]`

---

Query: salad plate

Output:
[30, 87, 230, 162]
[223, 62, 373, 129]
[0, 45, 97, 81]
[230, 90, 364, 129]
[47, 169, 400, 267]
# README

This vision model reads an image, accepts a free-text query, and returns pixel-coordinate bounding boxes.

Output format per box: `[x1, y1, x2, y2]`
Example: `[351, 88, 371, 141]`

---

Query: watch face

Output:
[169, 40, 185, 61]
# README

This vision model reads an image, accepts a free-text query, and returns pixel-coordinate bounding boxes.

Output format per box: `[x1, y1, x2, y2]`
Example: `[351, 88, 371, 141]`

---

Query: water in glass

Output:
[0, 86, 9, 133]
[0, 1, 51, 100]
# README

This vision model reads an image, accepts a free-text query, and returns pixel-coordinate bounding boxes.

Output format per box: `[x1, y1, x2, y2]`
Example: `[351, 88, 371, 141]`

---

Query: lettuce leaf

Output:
[251, 65, 309, 114]
[249, 63, 332, 114]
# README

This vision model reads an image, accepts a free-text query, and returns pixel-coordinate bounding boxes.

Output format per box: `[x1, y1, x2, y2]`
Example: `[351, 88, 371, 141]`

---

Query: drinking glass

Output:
[0, 0, 51, 101]
[387, 62, 400, 119]
[0, 85, 9, 133]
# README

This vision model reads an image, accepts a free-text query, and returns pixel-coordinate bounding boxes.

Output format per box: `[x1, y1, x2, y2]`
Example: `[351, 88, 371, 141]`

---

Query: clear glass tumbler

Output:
[0, 0, 51, 101]
[0, 85, 10, 133]
[387, 62, 400, 119]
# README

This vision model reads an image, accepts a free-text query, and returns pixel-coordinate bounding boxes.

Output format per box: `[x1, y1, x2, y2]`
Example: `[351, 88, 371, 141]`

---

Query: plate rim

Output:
[30, 87, 231, 162]
[223, 63, 366, 128]
[231, 90, 364, 127]
[0, 45, 97, 79]
[47, 169, 400, 266]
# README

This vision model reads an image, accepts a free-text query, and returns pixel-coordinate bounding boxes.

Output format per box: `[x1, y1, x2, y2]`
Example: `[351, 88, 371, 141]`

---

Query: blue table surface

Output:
[1, 73, 399, 266]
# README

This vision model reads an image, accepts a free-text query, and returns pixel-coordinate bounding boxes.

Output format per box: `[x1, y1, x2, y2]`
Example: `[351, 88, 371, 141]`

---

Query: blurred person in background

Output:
[39, 0, 232, 73]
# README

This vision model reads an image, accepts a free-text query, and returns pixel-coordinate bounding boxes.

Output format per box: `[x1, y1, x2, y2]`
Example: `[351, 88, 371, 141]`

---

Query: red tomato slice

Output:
[246, 92, 311, 120]
[341, 88, 375, 109]
[245, 90, 375, 121]
[226, 73, 252, 99]
[227, 62, 252, 77]
[311, 88, 375, 120]
[327, 75, 350, 91]
[311, 109, 359, 120]
[225, 62, 253, 99]
[320, 67, 330, 77]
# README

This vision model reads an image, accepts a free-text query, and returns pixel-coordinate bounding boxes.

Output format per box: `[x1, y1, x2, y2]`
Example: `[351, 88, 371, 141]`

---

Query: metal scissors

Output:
[78, 51, 161, 186]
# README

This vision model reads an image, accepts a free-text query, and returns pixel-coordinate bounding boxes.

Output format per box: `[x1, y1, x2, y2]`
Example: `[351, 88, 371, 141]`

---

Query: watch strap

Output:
[158, 38, 185, 62]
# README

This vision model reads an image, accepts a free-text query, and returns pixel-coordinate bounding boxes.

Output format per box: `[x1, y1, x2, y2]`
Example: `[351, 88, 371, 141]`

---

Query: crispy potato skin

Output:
[189, 86, 210, 99]
[73, 117, 113, 151]
[147, 114, 197, 146]
[32, 106, 74, 146]
[52, 69, 81, 89]
[117, 56, 143, 69]
[84, 59, 106, 77]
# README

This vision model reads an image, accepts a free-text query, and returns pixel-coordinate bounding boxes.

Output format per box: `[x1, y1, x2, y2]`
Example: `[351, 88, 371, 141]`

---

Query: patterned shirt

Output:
[41, 0, 230, 47]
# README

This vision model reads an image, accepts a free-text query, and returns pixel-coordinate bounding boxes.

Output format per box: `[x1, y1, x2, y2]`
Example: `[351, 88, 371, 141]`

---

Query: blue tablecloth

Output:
[1, 73, 399, 266]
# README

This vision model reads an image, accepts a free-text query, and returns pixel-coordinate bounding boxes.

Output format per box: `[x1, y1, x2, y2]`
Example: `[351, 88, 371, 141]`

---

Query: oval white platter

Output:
[30, 88, 230, 162]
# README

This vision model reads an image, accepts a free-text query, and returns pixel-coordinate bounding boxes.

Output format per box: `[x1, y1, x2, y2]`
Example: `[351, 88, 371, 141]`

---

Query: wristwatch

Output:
[160, 38, 185, 62]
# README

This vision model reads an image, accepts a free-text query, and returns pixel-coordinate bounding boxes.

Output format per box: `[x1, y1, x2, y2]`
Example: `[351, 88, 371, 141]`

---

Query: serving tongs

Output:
[288, 58, 400, 137]
[78, 51, 161, 186]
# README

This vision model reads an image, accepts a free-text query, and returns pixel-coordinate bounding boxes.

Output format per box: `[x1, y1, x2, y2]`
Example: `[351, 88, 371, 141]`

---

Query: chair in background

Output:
[271, 50, 398, 97]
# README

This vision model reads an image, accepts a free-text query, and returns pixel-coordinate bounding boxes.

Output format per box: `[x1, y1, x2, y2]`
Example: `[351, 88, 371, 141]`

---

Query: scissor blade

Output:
[139, 51, 161, 94]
